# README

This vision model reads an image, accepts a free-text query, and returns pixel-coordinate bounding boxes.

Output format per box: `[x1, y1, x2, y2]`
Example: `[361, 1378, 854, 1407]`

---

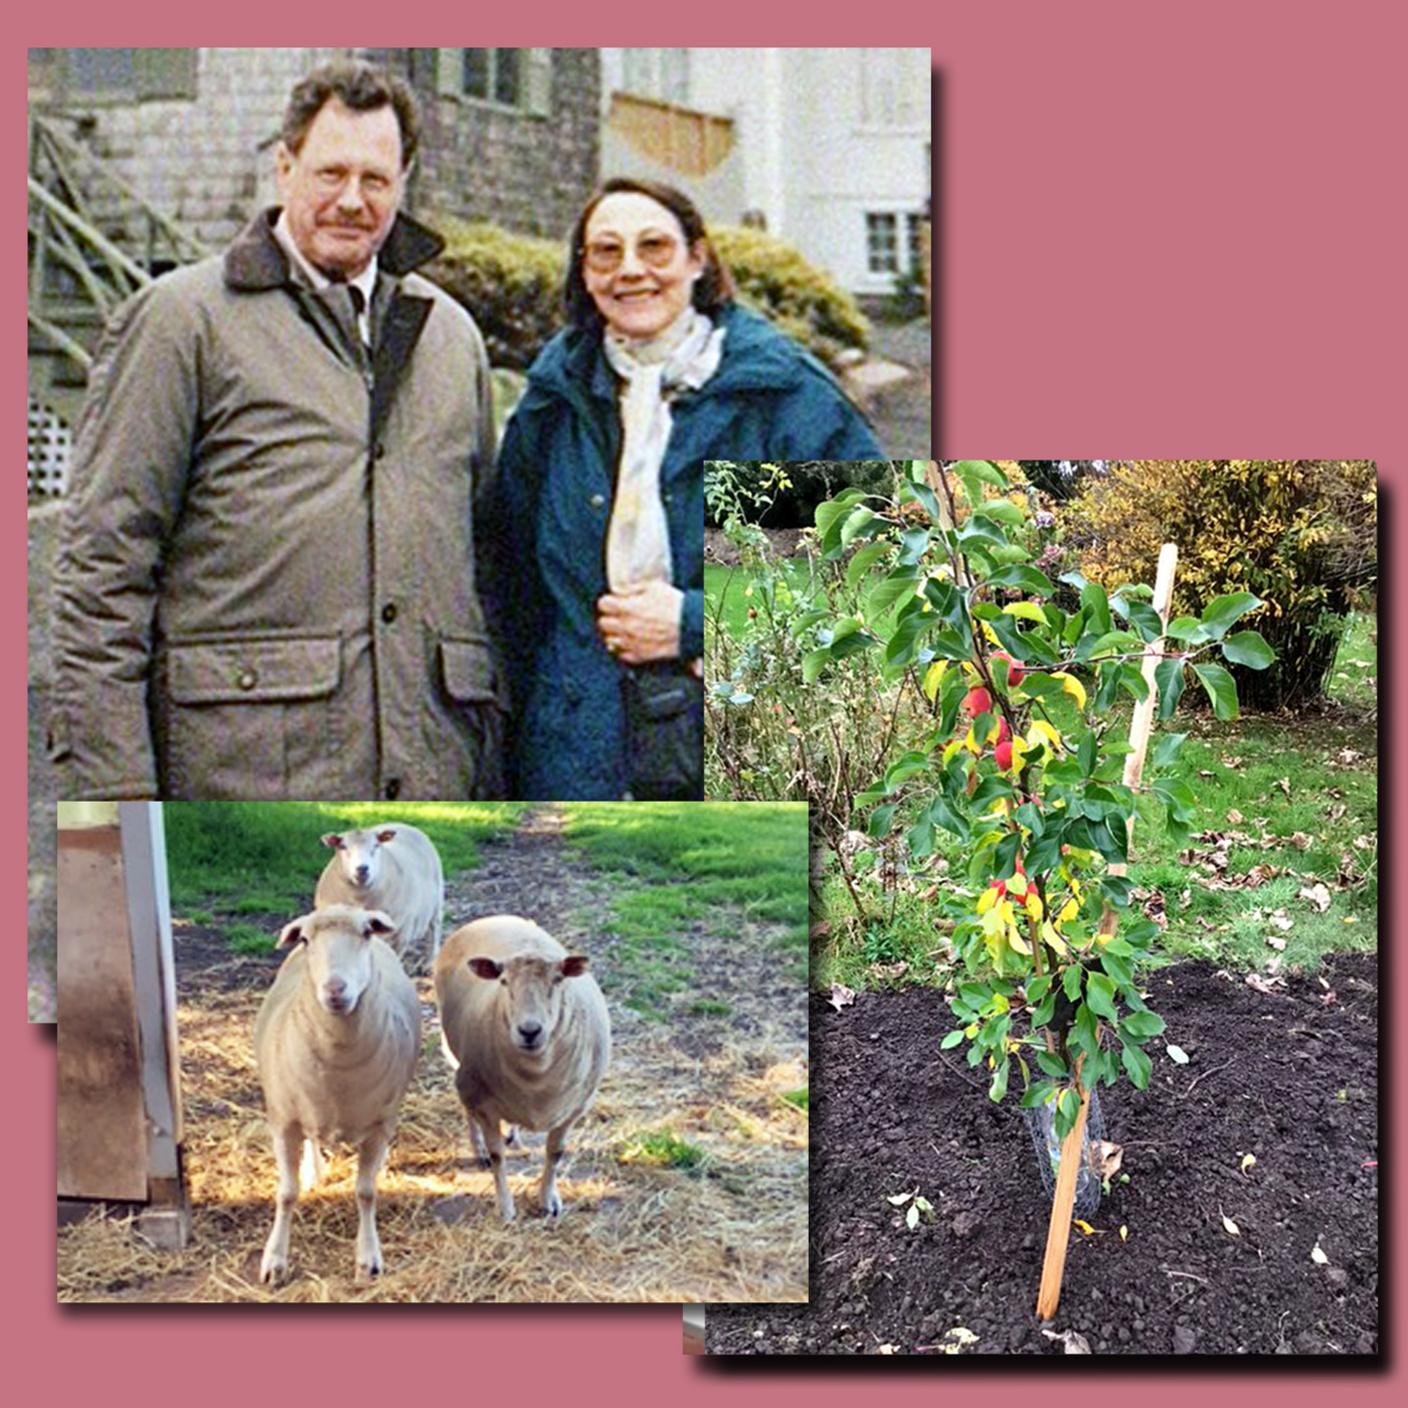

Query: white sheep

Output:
[254, 904, 420, 1284]
[315, 823, 444, 969]
[435, 916, 611, 1222]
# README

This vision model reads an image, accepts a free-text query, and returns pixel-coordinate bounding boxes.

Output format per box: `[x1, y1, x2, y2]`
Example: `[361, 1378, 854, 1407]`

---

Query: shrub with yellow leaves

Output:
[1062, 460, 1376, 710]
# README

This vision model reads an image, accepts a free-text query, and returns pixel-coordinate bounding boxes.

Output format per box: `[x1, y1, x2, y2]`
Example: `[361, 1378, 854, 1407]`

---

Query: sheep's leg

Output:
[475, 1113, 515, 1222]
[260, 1123, 303, 1284]
[299, 1138, 326, 1189]
[354, 1126, 392, 1281]
[541, 1120, 576, 1219]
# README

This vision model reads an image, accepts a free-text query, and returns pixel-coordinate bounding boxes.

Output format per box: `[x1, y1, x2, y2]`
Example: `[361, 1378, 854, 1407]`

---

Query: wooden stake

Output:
[1036, 543, 1178, 1321]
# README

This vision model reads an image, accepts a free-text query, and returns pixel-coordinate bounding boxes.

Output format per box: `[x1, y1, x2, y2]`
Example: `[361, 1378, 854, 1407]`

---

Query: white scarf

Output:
[601, 308, 725, 591]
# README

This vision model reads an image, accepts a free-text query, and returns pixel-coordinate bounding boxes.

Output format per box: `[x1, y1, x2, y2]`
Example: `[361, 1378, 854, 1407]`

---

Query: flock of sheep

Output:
[252, 823, 612, 1285]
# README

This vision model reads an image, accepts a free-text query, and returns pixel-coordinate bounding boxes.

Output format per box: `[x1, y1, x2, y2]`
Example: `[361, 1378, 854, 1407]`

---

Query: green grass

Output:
[617, 1130, 705, 1171]
[780, 1087, 809, 1112]
[224, 922, 277, 956]
[164, 801, 526, 914]
[563, 802, 810, 1016]
[706, 560, 818, 639]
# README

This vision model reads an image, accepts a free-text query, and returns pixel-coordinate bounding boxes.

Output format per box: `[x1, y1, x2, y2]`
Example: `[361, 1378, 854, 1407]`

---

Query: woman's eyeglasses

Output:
[583, 233, 681, 274]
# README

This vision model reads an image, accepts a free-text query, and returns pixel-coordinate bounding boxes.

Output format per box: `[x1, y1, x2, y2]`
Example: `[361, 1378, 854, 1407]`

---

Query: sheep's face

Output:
[468, 953, 591, 1056]
[321, 828, 397, 889]
[279, 906, 396, 1015]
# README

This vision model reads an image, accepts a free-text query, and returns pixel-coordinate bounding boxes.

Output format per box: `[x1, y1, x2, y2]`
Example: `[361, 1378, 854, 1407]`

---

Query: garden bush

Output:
[711, 225, 871, 369]
[423, 214, 566, 371]
[1062, 460, 1376, 710]
[708, 459, 899, 529]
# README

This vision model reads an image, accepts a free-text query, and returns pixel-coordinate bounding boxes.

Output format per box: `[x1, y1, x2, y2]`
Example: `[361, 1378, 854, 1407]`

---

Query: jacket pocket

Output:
[437, 637, 509, 798]
[158, 635, 344, 798]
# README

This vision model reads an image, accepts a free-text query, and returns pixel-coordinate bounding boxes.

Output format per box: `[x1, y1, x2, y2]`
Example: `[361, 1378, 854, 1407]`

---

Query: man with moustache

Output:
[50, 59, 507, 800]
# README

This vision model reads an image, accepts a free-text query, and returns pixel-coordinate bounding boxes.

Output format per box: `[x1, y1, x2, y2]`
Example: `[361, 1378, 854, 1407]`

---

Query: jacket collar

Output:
[224, 207, 446, 291]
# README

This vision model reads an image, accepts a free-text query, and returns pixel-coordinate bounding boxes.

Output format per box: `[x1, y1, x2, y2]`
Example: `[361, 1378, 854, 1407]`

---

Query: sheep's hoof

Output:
[499, 1203, 517, 1225]
[259, 1253, 288, 1286]
[355, 1257, 383, 1283]
[477, 1155, 493, 1171]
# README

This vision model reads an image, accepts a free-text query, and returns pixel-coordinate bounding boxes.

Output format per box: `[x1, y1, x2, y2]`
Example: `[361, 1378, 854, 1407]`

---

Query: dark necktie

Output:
[346, 285, 371, 358]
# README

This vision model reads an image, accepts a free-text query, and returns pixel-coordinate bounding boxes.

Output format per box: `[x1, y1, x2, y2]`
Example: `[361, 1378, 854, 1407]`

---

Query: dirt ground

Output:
[707, 952, 1378, 1355]
[58, 808, 809, 1304]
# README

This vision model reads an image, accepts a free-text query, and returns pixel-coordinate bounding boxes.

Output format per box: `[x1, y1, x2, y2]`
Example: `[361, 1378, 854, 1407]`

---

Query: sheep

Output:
[435, 915, 611, 1222]
[315, 823, 444, 970]
[253, 904, 420, 1284]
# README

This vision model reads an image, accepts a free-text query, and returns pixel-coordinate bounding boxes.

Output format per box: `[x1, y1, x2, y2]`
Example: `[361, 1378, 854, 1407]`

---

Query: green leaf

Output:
[1120, 1009, 1167, 1040]
[907, 813, 934, 859]
[1055, 1086, 1081, 1139]
[867, 803, 898, 838]
[839, 505, 877, 549]
[986, 564, 1057, 596]
[1121, 1041, 1153, 1089]
[814, 493, 865, 538]
[1099, 951, 1134, 989]
[974, 498, 1024, 527]
[1199, 591, 1262, 639]
[831, 628, 879, 660]
[953, 459, 1009, 489]
[1152, 732, 1188, 769]
[1020, 1081, 1059, 1108]
[940, 1029, 965, 1050]
[1024, 830, 1063, 878]
[1192, 661, 1239, 721]
[1071, 1002, 1101, 1057]
[1100, 875, 1136, 908]
[1080, 582, 1112, 637]
[845, 539, 891, 589]
[897, 475, 943, 526]
[1118, 661, 1150, 702]
[1165, 615, 1211, 644]
[1155, 657, 1186, 719]
[928, 794, 970, 842]
[1062, 965, 1084, 1002]
[897, 527, 930, 565]
[1036, 1049, 1068, 1079]
[802, 648, 831, 684]
[988, 1057, 1010, 1103]
[868, 567, 922, 616]
[1121, 597, 1165, 641]
[1220, 629, 1276, 670]
[1085, 972, 1119, 1021]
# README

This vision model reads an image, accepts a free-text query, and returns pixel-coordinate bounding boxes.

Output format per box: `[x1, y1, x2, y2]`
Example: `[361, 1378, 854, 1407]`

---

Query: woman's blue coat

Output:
[492, 302, 884, 799]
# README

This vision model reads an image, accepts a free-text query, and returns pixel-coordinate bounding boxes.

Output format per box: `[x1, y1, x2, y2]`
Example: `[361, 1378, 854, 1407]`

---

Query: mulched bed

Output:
[707, 953, 1378, 1355]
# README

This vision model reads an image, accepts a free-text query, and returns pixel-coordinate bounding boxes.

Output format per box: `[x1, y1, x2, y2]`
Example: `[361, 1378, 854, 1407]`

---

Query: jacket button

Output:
[385, 778, 401, 800]
[589, 493, 606, 509]
[236, 668, 258, 691]
[381, 602, 398, 624]
[663, 491, 673, 505]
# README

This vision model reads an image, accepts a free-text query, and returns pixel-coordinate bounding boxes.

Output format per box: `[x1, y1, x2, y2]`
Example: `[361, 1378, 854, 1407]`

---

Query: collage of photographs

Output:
[27, 46, 1377, 1364]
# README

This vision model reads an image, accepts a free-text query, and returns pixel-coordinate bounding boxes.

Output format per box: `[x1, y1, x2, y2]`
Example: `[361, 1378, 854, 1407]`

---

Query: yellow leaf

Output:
[1009, 737, 1029, 774]
[1221, 1212, 1241, 1237]
[1052, 671, 1088, 710]
[1058, 897, 1080, 924]
[981, 621, 999, 644]
[1119, 1225, 1129, 1242]
[976, 886, 998, 915]
[1041, 921, 1068, 957]
[964, 726, 980, 754]
[923, 659, 949, 702]
[1026, 892, 1044, 921]
[1002, 601, 1048, 624]
[1028, 720, 1064, 753]
[1007, 926, 1031, 956]
[1240, 1153, 1257, 1175]
[942, 738, 965, 765]
[1006, 871, 1028, 898]
[989, 991, 1010, 1014]
[1073, 1219, 1101, 1236]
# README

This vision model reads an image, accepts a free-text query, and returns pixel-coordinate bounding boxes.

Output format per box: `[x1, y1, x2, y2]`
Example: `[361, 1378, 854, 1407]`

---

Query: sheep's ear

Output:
[376, 828, 396, 843]
[363, 911, 397, 941]
[277, 920, 307, 949]
[320, 833, 342, 850]
[560, 955, 590, 978]
[468, 957, 503, 980]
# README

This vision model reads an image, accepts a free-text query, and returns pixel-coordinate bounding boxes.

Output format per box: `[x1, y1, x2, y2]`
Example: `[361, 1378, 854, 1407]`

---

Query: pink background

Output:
[10, 5, 1403, 1398]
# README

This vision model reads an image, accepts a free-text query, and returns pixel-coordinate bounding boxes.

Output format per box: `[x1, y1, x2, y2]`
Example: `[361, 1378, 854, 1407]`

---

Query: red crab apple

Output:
[991, 857, 1026, 897]
[994, 738, 1014, 770]
[996, 718, 1012, 743]
[993, 651, 1025, 687]
[963, 686, 993, 717]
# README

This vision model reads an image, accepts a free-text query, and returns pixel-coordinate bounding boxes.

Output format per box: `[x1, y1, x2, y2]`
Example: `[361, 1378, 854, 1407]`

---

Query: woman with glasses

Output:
[492, 177, 882, 801]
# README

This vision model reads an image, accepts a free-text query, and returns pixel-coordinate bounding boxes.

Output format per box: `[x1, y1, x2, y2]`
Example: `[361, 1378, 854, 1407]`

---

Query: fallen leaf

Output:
[1310, 1240, 1329, 1266]
[1226, 809, 1245, 825]
[1119, 1225, 1129, 1242]
[1166, 1043, 1190, 1064]
[886, 1190, 915, 1205]
[1094, 1141, 1124, 1179]
[876, 1344, 899, 1355]
[1240, 1153, 1257, 1176]
[939, 1327, 978, 1354]
[1245, 972, 1287, 995]
[906, 1202, 920, 1230]
[1265, 955, 1284, 975]
[1276, 778, 1292, 799]
[1072, 1219, 1103, 1236]
[1041, 1328, 1092, 1355]
[1266, 936, 1287, 951]
[1222, 755, 1244, 768]
[1352, 834, 1375, 852]
[809, 921, 832, 941]
[1299, 883, 1332, 913]
[1270, 910, 1294, 932]
[1221, 1212, 1241, 1237]
[1335, 748, 1362, 767]
[1288, 831, 1313, 851]
[1326, 804, 1347, 823]
[828, 983, 856, 1011]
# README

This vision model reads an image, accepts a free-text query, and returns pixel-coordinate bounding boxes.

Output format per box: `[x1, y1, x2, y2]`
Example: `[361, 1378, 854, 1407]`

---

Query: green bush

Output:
[707, 459, 899, 529]
[713, 225, 871, 370]
[1062, 460, 1377, 710]
[423, 214, 566, 372]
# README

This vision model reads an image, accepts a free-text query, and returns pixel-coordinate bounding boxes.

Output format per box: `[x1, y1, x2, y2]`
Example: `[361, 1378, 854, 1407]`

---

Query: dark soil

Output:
[707, 953, 1378, 1355]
